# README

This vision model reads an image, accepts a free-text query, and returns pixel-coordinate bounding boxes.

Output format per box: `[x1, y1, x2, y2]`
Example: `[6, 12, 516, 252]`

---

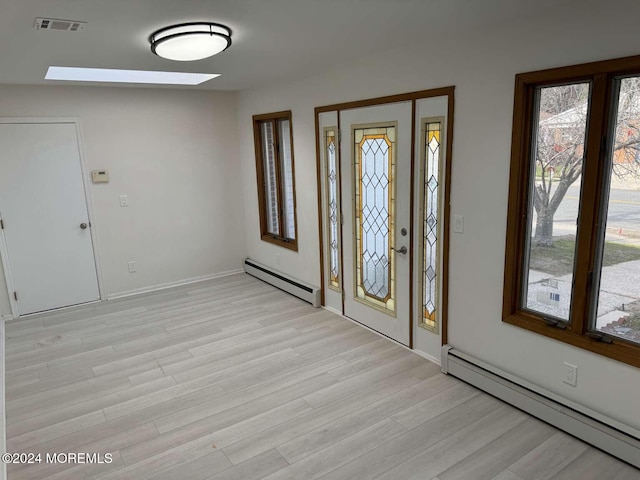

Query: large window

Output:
[253, 111, 297, 250]
[504, 55, 640, 368]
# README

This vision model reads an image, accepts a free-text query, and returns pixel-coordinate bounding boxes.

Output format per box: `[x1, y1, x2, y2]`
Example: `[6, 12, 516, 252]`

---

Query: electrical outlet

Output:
[119, 194, 129, 207]
[453, 214, 464, 234]
[563, 362, 578, 386]
[128, 261, 137, 273]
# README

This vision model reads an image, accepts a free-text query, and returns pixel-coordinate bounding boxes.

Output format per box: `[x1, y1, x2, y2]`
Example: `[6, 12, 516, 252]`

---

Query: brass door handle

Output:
[392, 246, 407, 254]
[80, 223, 88, 230]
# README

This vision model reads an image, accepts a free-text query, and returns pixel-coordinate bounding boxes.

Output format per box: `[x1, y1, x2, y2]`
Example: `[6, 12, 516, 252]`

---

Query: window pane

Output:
[593, 77, 640, 344]
[421, 121, 442, 330]
[353, 125, 396, 313]
[261, 121, 279, 235]
[325, 128, 340, 289]
[522, 83, 591, 321]
[278, 119, 295, 240]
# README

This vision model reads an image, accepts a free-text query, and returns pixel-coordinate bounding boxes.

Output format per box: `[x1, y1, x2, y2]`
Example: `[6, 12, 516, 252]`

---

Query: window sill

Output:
[260, 234, 298, 252]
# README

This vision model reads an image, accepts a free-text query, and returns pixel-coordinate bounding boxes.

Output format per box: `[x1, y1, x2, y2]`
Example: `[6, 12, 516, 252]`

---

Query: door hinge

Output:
[0, 219, 4, 229]
[342, 290, 345, 301]
[338, 130, 342, 143]
[340, 211, 344, 226]
[14, 291, 18, 301]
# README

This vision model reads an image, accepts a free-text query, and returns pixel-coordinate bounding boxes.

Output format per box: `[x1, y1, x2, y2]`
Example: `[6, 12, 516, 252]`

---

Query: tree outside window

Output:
[504, 56, 640, 367]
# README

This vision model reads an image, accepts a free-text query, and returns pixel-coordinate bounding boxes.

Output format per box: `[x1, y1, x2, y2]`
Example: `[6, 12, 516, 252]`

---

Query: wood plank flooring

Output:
[4, 273, 638, 479]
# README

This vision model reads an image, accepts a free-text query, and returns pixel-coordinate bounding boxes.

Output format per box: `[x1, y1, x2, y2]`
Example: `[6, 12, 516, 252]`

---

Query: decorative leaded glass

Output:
[353, 125, 396, 313]
[421, 121, 442, 330]
[325, 128, 340, 290]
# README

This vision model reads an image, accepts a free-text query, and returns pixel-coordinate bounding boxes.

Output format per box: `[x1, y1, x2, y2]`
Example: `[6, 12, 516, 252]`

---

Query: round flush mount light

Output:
[150, 22, 232, 61]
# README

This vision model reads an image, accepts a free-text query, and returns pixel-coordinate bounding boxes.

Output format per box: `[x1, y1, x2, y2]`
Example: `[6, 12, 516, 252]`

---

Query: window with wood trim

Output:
[253, 111, 298, 250]
[504, 55, 640, 368]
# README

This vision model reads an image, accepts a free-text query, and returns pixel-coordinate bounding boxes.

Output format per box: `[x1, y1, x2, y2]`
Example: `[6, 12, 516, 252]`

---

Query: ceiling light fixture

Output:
[150, 22, 232, 62]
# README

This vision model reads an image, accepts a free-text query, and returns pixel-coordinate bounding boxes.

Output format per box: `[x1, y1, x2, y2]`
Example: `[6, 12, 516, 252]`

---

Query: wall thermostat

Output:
[91, 170, 109, 183]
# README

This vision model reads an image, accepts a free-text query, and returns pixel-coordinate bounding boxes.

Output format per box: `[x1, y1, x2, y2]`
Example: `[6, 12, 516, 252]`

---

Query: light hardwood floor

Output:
[4, 274, 639, 479]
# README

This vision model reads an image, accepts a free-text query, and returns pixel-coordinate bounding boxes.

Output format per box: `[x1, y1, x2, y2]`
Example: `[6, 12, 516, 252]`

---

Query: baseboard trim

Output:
[442, 345, 640, 468]
[106, 269, 244, 300]
[243, 259, 321, 307]
[413, 348, 441, 366]
[321, 305, 342, 316]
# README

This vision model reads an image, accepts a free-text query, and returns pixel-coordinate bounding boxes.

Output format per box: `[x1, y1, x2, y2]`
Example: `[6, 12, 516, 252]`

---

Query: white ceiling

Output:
[0, 0, 570, 91]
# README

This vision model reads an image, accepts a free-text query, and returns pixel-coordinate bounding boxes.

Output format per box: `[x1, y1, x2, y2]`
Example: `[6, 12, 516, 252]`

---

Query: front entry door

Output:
[0, 122, 100, 315]
[340, 102, 412, 345]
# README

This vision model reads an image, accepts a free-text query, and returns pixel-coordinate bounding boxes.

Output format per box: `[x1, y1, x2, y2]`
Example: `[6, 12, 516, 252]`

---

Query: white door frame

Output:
[0, 117, 105, 318]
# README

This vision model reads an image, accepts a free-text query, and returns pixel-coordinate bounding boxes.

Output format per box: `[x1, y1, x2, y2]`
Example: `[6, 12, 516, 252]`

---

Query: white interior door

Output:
[0, 122, 100, 315]
[340, 102, 412, 346]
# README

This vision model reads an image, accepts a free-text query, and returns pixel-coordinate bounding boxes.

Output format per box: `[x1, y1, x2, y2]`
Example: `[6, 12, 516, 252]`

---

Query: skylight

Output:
[45, 67, 219, 85]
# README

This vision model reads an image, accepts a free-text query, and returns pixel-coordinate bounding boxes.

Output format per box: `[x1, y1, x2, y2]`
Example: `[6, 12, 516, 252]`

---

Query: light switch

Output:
[119, 194, 128, 207]
[453, 215, 464, 234]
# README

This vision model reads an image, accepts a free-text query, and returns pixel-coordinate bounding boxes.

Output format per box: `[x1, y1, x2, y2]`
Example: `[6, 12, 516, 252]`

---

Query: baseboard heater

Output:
[243, 259, 321, 308]
[441, 345, 640, 468]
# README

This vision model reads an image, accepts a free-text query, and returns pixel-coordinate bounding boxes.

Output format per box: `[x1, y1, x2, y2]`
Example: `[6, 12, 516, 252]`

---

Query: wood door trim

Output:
[409, 101, 416, 349]
[442, 92, 455, 346]
[316, 87, 455, 113]
[314, 86, 455, 348]
[314, 112, 326, 305]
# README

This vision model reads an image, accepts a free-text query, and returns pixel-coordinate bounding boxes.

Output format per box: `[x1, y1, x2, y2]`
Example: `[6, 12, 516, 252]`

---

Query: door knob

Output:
[392, 246, 407, 254]
[80, 223, 88, 230]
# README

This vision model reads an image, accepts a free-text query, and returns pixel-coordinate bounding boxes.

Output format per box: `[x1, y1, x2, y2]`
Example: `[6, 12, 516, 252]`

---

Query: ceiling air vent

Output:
[34, 18, 86, 32]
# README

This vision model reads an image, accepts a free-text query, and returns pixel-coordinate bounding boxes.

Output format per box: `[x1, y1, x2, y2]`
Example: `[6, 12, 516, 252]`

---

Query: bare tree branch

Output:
[531, 79, 640, 246]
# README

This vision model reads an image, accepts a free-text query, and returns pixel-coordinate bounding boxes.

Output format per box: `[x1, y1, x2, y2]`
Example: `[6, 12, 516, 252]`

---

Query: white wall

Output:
[238, 0, 640, 432]
[0, 272, 9, 319]
[0, 319, 5, 480]
[0, 85, 245, 315]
